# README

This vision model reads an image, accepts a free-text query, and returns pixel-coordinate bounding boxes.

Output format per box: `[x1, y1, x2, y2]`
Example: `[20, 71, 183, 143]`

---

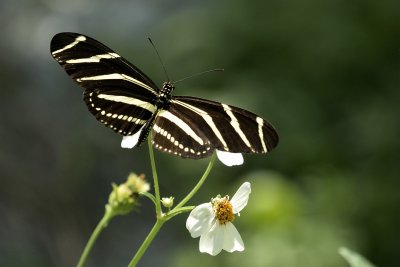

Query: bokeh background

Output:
[1, 0, 399, 266]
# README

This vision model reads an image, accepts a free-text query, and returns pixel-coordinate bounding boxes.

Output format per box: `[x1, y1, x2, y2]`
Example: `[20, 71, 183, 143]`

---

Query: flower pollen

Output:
[212, 196, 235, 225]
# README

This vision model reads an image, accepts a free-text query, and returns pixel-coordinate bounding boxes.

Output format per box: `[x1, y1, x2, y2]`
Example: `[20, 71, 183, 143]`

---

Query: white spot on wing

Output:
[216, 150, 244, 166]
[153, 124, 189, 153]
[121, 126, 145, 148]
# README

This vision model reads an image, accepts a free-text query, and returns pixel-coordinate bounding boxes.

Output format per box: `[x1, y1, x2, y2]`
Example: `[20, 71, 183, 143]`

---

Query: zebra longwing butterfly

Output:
[50, 32, 278, 162]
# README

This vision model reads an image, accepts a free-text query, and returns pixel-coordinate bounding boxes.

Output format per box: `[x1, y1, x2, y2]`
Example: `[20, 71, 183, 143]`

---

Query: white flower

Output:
[186, 182, 251, 255]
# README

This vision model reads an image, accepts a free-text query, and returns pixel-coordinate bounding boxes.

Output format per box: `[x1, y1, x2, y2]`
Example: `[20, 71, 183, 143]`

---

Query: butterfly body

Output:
[51, 32, 278, 159]
[156, 82, 174, 110]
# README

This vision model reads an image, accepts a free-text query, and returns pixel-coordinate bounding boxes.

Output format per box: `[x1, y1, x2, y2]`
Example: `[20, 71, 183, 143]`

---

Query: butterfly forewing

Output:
[51, 32, 159, 136]
[51, 32, 158, 93]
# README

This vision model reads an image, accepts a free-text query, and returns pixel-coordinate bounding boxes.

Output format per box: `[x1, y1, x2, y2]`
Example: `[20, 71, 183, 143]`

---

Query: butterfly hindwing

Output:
[83, 88, 156, 136]
[151, 96, 278, 158]
[152, 106, 213, 159]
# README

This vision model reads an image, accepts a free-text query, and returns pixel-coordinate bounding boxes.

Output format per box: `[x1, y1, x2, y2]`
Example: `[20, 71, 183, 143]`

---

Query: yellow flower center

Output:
[212, 196, 235, 225]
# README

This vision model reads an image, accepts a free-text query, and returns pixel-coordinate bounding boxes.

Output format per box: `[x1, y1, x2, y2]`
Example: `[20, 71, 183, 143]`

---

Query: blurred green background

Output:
[1, 0, 399, 266]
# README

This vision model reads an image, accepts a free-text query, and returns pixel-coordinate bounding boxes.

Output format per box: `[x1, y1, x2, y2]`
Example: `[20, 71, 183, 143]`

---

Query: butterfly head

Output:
[162, 81, 175, 95]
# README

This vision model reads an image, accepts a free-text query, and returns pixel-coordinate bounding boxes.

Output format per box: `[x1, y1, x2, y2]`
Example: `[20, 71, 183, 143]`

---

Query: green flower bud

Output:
[161, 197, 174, 208]
[106, 173, 150, 216]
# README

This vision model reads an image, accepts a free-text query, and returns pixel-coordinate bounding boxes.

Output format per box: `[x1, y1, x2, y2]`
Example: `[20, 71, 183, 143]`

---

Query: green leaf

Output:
[338, 247, 376, 267]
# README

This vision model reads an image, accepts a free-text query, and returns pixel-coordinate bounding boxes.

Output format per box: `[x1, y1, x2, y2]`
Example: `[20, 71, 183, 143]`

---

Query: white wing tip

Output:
[216, 150, 244, 166]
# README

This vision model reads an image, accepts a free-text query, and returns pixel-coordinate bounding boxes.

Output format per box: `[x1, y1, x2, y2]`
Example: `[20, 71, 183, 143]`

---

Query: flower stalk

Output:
[77, 173, 150, 267]
[127, 219, 165, 267]
[147, 133, 163, 218]
[174, 152, 217, 210]
[126, 134, 217, 266]
[77, 211, 115, 267]
[77, 134, 218, 267]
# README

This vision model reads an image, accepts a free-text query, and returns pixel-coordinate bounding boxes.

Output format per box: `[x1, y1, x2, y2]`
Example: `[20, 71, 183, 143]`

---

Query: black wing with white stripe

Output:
[50, 32, 278, 159]
[152, 96, 278, 159]
[51, 32, 158, 136]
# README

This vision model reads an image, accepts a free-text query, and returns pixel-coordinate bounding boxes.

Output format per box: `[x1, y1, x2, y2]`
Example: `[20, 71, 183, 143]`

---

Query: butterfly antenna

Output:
[174, 68, 224, 84]
[148, 37, 170, 81]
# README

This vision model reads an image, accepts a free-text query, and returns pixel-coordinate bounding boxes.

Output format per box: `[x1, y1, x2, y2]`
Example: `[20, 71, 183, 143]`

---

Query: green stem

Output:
[140, 192, 156, 206]
[128, 146, 216, 266]
[174, 152, 217, 210]
[147, 133, 162, 217]
[165, 206, 195, 220]
[77, 211, 114, 267]
[127, 219, 165, 267]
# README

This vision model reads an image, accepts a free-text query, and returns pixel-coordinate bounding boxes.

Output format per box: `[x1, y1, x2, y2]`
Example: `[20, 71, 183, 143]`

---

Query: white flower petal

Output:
[222, 222, 244, 252]
[186, 203, 214, 238]
[230, 182, 251, 214]
[216, 150, 244, 166]
[199, 221, 224, 256]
